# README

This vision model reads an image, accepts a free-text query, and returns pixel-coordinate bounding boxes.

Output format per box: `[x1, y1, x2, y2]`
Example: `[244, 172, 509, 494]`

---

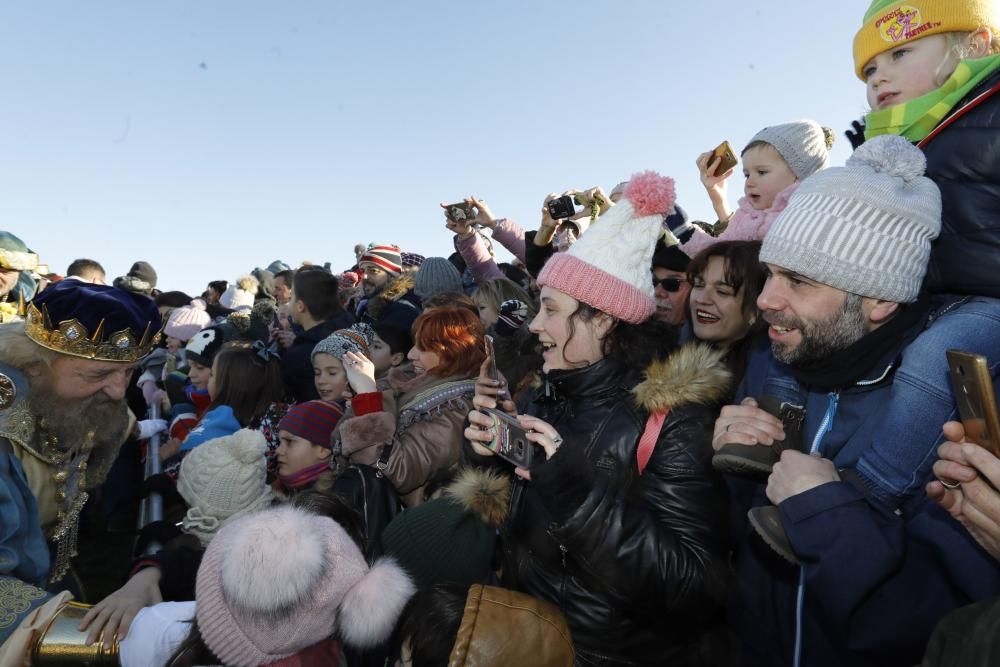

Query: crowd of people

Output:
[1, 1, 1000, 665]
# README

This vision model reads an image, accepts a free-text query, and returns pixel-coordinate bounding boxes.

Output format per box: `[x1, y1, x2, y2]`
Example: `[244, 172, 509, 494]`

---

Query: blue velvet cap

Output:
[24, 281, 163, 362]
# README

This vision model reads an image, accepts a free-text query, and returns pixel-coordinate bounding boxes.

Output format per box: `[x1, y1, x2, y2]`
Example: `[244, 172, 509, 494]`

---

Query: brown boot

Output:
[712, 395, 806, 479]
[748, 505, 799, 564]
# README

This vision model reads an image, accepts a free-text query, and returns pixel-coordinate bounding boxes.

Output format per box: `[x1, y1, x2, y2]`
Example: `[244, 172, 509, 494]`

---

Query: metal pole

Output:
[137, 403, 164, 554]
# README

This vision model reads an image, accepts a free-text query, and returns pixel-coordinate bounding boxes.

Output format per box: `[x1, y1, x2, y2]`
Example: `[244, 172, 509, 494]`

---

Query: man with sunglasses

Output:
[651, 240, 691, 328]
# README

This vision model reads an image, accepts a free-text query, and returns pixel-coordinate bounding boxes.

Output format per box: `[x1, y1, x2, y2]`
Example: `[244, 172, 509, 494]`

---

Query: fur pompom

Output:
[446, 467, 511, 527]
[338, 558, 415, 648]
[226, 429, 267, 464]
[623, 170, 676, 218]
[847, 134, 926, 183]
[236, 274, 259, 293]
[220, 508, 326, 612]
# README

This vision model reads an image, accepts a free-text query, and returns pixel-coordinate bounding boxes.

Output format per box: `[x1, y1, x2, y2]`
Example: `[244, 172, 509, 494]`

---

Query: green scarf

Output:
[865, 55, 1000, 142]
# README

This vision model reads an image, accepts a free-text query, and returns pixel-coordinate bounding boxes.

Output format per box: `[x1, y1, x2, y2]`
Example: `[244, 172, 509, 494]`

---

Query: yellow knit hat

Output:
[853, 0, 1000, 79]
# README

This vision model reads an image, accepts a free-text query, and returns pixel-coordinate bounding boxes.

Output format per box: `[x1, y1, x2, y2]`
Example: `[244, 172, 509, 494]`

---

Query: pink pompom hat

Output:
[537, 170, 676, 323]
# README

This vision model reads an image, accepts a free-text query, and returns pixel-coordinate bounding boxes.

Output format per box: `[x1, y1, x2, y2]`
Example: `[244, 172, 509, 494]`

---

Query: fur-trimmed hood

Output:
[444, 467, 511, 528]
[633, 343, 733, 414]
[365, 272, 416, 319]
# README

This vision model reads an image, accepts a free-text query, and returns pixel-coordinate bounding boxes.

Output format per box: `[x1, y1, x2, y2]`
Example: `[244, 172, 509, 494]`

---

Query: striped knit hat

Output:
[359, 244, 403, 276]
[278, 400, 345, 448]
[537, 171, 676, 323]
[760, 134, 940, 303]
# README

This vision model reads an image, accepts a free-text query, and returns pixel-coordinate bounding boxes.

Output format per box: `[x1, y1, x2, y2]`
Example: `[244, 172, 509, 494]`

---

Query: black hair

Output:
[154, 291, 194, 308]
[274, 269, 295, 284]
[65, 258, 105, 279]
[686, 240, 768, 384]
[397, 585, 468, 667]
[564, 303, 679, 370]
[292, 489, 365, 550]
[292, 267, 342, 321]
[207, 280, 228, 296]
[372, 322, 413, 356]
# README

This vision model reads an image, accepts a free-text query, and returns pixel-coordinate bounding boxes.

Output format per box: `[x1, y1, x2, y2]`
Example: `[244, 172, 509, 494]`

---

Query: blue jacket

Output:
[728, 298, 1000, 667]
[179, 405, 241, 452]
[0, 365, 52, 643]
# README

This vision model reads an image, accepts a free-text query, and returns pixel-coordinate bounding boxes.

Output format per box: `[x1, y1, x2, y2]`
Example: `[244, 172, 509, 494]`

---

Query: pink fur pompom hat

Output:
[195, 505, 415, 666]
[537, 170, 676, 323]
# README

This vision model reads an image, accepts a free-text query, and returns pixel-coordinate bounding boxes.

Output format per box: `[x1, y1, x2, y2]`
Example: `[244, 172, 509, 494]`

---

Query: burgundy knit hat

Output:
[537, 171, 675, 324]
[278, 400, 344, 449]
[359, 244, 403, 276]
[196, 506, 415, 665]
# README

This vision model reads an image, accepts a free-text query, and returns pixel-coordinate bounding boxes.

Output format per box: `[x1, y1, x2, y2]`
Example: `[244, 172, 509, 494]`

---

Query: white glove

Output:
[136, 419, 168, 440]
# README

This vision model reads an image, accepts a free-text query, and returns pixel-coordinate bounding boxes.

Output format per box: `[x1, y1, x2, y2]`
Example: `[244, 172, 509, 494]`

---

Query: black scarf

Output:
[792, 294, 931, 392]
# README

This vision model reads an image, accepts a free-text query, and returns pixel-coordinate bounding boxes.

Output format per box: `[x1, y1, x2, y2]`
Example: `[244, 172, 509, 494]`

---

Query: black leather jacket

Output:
[498, 345, 732, 666]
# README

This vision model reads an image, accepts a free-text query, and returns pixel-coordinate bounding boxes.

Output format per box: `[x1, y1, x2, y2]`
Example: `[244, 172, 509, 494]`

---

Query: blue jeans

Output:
[855, 295, 1000, 508]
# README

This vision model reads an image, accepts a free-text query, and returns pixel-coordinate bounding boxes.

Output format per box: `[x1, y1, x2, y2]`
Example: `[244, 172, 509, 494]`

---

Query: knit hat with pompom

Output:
[196, 505, 415, 666]
[537, 170, 676, 323]
[219, 274, 258, 312]
[760, 134, 941, 303]
[163, 299, 211, 342]
[177, 429, 274, 545]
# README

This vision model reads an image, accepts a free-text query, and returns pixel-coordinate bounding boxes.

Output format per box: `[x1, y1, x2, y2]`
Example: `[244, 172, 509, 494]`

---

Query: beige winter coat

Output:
[335, 368, 475, 507]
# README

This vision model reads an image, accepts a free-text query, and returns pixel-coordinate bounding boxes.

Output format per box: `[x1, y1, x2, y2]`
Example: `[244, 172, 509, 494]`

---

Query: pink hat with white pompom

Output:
[537, 171, 676, 323]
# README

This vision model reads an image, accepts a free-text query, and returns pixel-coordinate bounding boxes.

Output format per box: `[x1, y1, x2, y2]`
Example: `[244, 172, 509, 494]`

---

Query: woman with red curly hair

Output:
[333, 307, 485, 506]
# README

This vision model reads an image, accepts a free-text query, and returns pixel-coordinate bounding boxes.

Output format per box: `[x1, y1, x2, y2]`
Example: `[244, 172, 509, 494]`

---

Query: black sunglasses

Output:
[652, 276, 687, 292]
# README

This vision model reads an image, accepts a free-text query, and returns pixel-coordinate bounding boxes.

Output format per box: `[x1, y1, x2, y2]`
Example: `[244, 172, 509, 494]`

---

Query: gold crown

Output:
[24, 302, 161, 363]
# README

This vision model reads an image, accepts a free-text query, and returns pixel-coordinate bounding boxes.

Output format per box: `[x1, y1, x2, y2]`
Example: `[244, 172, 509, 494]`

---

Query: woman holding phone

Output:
[465, 172, 732, 667]
[334, 306, 485, 507]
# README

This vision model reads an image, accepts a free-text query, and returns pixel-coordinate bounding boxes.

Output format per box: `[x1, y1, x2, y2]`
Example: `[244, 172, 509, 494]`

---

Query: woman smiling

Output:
[465, 171, 733, 666]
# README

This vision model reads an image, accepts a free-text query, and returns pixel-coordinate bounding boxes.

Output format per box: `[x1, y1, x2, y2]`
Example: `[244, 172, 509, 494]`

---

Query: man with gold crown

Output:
[0, 279, 161, 662]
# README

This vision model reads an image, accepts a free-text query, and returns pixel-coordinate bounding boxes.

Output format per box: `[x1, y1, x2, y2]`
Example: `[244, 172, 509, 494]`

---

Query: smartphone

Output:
[484, 335, 510, 402]
[480, 407, 535, 468]
[445, 202, 476, 224]
[947, 350, 1000, 457]
[709, 141, 739, 177]
[546, 195, 576, 220]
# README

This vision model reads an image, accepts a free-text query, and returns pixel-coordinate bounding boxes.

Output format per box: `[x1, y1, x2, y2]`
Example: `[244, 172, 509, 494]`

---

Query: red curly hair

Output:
[412, 306, 486, 378]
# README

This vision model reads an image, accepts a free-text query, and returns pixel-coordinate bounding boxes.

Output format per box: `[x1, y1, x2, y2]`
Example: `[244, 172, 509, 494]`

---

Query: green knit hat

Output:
[381, 468, 509, 589]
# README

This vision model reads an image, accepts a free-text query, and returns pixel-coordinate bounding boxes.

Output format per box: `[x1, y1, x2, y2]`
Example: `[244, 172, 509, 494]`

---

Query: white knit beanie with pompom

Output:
[759, 134, 941, 303]
[219, 274, 258, 312]
[177, 429, 274, 545]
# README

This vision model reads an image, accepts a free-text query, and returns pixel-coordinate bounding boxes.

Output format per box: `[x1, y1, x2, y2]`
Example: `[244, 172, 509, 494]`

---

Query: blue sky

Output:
[0, 1, 868, 295]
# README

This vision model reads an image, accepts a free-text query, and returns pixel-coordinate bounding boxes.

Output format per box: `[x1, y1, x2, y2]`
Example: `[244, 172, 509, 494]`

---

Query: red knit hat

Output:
[537, 171, 676, 324]
[359, 244, 403, 276]
[278, 400, 344, 448]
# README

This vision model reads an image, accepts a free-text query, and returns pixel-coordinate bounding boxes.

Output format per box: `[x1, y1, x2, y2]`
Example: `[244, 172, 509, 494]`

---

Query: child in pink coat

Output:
[668, 120, 834, 256]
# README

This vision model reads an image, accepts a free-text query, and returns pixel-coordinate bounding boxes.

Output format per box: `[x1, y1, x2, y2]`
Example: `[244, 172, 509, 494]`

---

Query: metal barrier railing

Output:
[136, 404, 164, 555]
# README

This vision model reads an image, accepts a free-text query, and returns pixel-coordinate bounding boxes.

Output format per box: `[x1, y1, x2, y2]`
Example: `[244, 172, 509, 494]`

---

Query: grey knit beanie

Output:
[413, 256, 464, 299]
[177, 429, 274, 545]
[759, 134, 941, 303]
[311, 322, 376, 363]
[746, 120, 834, 180]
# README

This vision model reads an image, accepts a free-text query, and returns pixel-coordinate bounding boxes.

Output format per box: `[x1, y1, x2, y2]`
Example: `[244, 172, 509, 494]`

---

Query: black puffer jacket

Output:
[499, 344, 732, 666]
[912, 68, 1000, 296]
